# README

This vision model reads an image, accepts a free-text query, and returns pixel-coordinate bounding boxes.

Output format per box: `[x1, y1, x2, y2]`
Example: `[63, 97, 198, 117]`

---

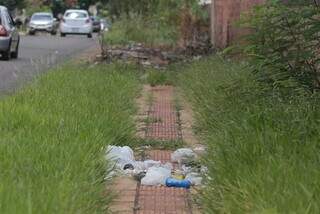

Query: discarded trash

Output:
[106, 145, 206, 187]
[185, 172, 202, 186]
[107, 146, 135, 170]
[134, 160, 162, 171]
[166, 178, 191, 189]
[172, 169, 185, 180]
[123, 163, 134, 170]
[133, 171, 147, 181]
[141, 166, 172, 186]
[171, 148, 196, 164]
[193, 145, 207, 155]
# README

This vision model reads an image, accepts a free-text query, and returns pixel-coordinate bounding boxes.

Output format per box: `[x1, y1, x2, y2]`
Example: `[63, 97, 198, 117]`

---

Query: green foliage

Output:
[0, 0, 25, 10]
[103, 0, 208, 47]
[241, 1, 320, 91]
[179, 56, 320, 213]
[26, 5, 51, 16]
[104, 13, 178, 47]
[146, 69, 173, 86]
[0, 63, 139, 213]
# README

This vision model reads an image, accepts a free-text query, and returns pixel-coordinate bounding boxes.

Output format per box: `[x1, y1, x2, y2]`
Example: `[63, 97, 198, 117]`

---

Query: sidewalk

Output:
[111, 85, 200, 214]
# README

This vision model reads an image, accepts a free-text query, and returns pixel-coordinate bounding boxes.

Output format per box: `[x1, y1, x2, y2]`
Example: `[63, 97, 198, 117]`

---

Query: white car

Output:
[59, 9, 93, 38]
[28, 12, 57, 35]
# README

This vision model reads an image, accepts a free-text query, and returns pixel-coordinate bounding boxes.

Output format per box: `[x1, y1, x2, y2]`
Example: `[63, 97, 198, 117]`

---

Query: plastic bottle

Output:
[165, 178, 191, 189]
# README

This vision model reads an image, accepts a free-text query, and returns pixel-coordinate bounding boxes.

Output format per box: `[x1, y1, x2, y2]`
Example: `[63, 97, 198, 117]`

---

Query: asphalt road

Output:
[0, 34, 99, 93]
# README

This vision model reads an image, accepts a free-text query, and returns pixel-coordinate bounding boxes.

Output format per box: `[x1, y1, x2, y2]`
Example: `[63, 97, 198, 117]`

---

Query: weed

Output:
[0, 63, 139, 213]
[178, 56, 320, 213]
[104, 14, 178, 48]
[146, 69, 172, 86]
[134, 138, 184, 151]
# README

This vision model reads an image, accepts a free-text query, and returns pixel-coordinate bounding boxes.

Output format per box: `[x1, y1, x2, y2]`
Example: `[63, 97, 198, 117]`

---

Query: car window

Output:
[4, 10, 14, 27]
[32, 14, 52, 21]
[65, 12, 87, 19]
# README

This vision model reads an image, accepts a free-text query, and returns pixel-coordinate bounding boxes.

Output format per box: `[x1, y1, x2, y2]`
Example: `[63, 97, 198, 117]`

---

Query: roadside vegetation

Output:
[176, 1, 320, 212]
[104, 0, 208, 48]
[178, 56, 320, 213]
[0, 63, 139, 213]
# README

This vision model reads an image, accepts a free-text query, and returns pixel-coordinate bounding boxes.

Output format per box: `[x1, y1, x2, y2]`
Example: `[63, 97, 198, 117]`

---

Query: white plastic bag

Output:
[106, 146, 135, 170]
[185, 172, 203, 186]
[141, 166, 171, 186]
[134, 160, 162, 171]
[171, 148, 196, 164]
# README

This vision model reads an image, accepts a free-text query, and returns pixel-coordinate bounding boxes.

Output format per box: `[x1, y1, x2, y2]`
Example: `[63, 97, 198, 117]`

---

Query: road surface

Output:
[0, 34, 99, 93]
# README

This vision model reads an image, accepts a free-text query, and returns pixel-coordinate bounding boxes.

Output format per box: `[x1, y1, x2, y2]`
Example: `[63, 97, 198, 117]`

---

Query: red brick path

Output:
[135, 86, 191, 214]
[145, 86, 182, 141]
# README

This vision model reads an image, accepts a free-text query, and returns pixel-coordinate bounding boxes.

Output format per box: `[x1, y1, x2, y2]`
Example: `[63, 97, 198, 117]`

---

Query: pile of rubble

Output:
[101, 42, 213, 68]
[102, 44, 184, 68]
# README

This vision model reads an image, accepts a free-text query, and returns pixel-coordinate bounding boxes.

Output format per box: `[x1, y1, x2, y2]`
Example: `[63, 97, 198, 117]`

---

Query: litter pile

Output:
[106, 146, 206, 189]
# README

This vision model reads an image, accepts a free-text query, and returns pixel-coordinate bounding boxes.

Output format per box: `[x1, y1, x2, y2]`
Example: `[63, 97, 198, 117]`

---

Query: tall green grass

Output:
[0, 63, 139, 213]
[104, 14, 178, 47]
[178, 56, 320, 213]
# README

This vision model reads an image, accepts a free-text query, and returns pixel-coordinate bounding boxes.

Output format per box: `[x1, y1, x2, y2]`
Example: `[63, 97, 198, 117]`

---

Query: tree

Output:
[0, 0, 25, 10]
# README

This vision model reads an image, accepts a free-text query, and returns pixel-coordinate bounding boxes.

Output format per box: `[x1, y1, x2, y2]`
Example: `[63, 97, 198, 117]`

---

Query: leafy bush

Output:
[242, 1, 320, 91]
[104, 13, 178, 47]
[179, 56, 320, 213]
[0, 63, 139, 213]
[103, 0, 208, 47]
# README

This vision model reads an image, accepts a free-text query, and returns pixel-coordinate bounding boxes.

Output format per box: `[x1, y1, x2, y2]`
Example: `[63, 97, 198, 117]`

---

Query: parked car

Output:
[60, 9, 93, 38]
[28, 12, 57, 35]
[100, 18, 110, 32]
[0, 6, 20, 60]
[90, 16, 101, 32]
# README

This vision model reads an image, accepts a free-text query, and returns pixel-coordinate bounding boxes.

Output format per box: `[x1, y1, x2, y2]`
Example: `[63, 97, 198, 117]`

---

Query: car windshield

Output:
[32, 14, 52, 21]
[65, 12, 87, 19]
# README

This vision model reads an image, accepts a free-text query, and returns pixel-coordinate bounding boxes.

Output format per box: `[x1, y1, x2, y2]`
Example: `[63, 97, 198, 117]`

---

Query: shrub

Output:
[104, 13, 178, 47]
[241, 1, 320, 91]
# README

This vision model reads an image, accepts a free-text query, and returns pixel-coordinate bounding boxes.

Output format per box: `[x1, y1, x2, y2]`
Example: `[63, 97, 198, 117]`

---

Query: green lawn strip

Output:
[0, 63, 140, 213]
[178, 56, 320, 213]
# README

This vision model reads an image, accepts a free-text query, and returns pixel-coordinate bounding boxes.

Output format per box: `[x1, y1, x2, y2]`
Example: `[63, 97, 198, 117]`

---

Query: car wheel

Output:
[51, 31, 57, 36]
[29, 31, 35, 36]
[1, 44, 11, 61]
[60, 33, 66, 37]
[87, 33, 92, 38]
[11, 39, 19, 59]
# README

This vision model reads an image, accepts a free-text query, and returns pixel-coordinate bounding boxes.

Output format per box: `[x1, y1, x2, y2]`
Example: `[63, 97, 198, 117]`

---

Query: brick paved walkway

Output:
[135, 86, 191, 214]
[111, 85, 194, 214]
[145, 86, 182, 141]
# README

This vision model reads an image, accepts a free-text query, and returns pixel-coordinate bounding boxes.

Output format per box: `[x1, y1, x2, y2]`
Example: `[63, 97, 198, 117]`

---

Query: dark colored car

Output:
[0, 6, 20, 60]
[90, 16, 101, 32]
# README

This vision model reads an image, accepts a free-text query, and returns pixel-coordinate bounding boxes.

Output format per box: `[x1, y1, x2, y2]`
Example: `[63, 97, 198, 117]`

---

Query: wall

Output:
[211, 0, 265, 49]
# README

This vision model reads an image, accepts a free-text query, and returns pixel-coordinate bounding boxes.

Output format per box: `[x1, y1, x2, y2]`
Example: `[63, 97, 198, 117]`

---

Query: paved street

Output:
[0, 34, 99, 93]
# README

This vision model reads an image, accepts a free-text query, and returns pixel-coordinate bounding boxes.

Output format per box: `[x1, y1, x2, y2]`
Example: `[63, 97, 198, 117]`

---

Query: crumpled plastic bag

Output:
[141, 164, 172, 186]
[171, 148, 196, 164]
[106, 146, 135, 170]
[134, 160, 162, 171]
[185, 172, 202, 186]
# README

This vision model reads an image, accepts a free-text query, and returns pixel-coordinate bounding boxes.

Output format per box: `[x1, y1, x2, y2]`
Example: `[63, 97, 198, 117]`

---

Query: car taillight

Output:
[0, 25, 8, 37]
